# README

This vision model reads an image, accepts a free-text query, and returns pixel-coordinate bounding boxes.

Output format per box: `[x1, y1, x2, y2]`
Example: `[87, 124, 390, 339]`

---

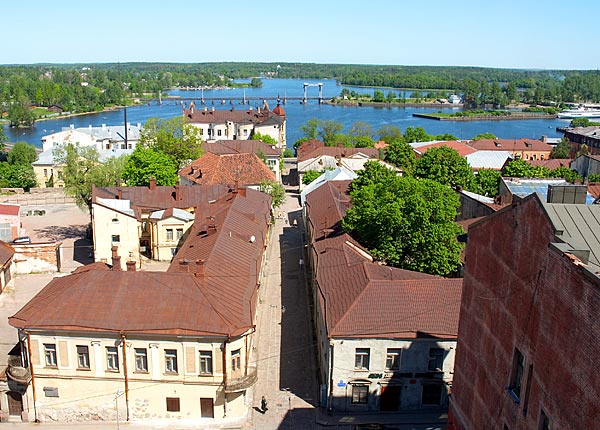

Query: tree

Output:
[550, 137, 572, 159]
[122, 147, 178, 187]
[252, 132, 278, 146]
[0, 163, 37, 191]
[404, 127, 433, 143]
[300, 118, 320, 139]
[342, 175, 463, 277]
[350, 161, 398, 191]
[7, 141, 37, 165]
[474, 168, 502, 197]
[139, 117, 203, 168]
[588, 173, 600, 182]
[373, 90, 385, 102]
[319, 120, 344, 145]
[384, 138, 416, 175]
[7, 97, 35, 127]
[259, 179, 285, 208]
[471, 133, 496, 140]
[250, 78, 263, 88]
[415, 146, 476, 191]
[377, 125, 403, 143]
[548, 166, 582, 183]
[435, 133, 459, 141]
[55, 144, 127, 212]
[302, 169, 323, 185]
[282, 148, 294, 158]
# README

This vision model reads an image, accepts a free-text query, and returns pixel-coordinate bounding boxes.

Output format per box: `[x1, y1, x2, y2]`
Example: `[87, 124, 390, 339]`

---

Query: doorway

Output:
[200, 397, 214, 418]
[380, 385, 401, 411]
[7, 391, 23, 417]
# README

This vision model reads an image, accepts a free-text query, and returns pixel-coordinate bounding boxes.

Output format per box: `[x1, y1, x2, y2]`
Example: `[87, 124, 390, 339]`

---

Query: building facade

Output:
[448, 194, 600, 430]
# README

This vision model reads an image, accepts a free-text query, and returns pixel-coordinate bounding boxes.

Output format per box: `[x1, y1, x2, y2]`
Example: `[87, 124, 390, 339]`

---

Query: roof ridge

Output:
[330, 260, 372, 334]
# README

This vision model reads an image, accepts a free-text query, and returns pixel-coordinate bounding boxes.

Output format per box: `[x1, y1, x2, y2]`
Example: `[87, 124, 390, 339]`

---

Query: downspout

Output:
[25, 331, 38, 422]
[328, 340, 334, 412]
[120, 333, 130, 421]
[222, 338, 228, 417]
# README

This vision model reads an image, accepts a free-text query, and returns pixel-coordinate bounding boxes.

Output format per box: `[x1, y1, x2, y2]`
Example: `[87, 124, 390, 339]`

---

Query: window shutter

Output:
[58, 341, 69, 367]
[185, 347, 195, 373]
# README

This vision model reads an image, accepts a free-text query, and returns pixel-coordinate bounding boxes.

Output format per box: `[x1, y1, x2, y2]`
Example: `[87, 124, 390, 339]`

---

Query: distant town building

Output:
[183, 101, 286, 148]
[34, 124, 141, 188]
[562, 125, 600, 155]
[448, 193, 600, 430]
[410, 140, 512, 171]
[466, 138, 552, 161]
[570, 153, 600, 178]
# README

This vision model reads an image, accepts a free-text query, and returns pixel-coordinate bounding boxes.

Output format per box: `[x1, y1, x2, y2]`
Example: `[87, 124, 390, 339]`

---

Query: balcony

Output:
[224, 366, 257, 393]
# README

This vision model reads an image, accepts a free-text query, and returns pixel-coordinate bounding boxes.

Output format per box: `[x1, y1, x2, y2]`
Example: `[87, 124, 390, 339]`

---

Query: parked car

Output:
[12, 236, 31, 244]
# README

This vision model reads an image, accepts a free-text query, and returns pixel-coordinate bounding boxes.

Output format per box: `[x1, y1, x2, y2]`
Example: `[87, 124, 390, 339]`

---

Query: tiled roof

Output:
[0, 240, 15, 267]
[587, 183, 600, 199]
[11, 188, 272, 337]
[305, 180, 352, 240]
[204, 140, 281, 157]
[179, 153, 276, 186]
[411, 140, 477, 157]
[297, 140, 380, 162]
[527, 159, 573, 170]
[184, 107, 283, 126]
[0, 204, 19, 216]
[467, 138, 552, 152]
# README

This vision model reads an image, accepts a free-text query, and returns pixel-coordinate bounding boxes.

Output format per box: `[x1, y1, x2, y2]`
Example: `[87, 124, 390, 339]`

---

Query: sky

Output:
[3, 0, 599, 70]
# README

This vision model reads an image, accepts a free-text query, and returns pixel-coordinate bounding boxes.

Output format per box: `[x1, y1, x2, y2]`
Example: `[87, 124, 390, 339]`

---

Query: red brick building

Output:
[448, 193, 600, 429]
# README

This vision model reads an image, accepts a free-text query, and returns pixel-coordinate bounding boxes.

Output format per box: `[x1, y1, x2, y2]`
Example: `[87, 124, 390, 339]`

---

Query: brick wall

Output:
[12, 242, 61, 273]
[449, 196, 600, 429]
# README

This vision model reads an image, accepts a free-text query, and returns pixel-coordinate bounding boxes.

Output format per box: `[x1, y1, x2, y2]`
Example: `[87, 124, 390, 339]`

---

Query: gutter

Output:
[120, 333, 130, 421]
[25, 330, 38, 422]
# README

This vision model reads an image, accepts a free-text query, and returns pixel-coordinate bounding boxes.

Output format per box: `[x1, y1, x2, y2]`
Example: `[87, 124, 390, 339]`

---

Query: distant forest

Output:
[1, 62, 600, 126]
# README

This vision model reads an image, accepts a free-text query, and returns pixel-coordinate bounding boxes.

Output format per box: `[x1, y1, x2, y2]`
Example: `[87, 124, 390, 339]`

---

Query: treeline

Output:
[2, 63, 600, 127]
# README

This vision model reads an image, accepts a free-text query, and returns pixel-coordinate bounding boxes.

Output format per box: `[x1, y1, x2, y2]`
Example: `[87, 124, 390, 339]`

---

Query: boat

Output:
[557, 106, 600, 119]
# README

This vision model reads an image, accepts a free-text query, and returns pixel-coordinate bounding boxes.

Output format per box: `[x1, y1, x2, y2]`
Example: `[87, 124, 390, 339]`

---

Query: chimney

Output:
[541, 135, 547, 144]
[238, 187, 246, 197]
[111, 246, 122, 271]
[174, 185, 182, 201]
[149, 177, 156, 190]
[178, 259, 190, 272]
[117, 190, 122, 199]
[102, 124, 106, 131]
[195, 259, 205, 278]
[233, 180, 239, 193]
[337, 143, 343, 148]
[126, 261, 136, 272]
[190, 101, 195, 114]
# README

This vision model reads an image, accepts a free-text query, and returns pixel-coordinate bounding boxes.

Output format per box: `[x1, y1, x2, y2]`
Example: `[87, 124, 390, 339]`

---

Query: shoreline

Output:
[324, 100, 464, 108]
[413, 113, 557, 121]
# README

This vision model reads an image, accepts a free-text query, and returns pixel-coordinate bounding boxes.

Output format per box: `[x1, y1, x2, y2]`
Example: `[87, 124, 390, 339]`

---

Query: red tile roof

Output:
[10, 188, 272, 338]
[297, 140, 380, 162]
[204, 140, 281, 157]
[414, 141, 477, 157]
[527, 159, 573, 170]
[183, 106, 283, 126]
[0, 204, 19, 216]
[587, 183, 600, 199]
[179, 153, 275, 186]
[467, 138, 552, 153]
[0, 240, 15, 267]
[305, 180, 352, 240]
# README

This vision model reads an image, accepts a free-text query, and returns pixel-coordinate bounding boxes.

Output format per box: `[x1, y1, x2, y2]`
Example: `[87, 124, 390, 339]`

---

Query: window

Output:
[165, 349, 178, 373]
[106, 347, 119, 371]
[135, 348, 148, 372]
[428, 348, 444, 371]
[351, 385, 368, 404]
[386, 348, 401, 370]
[166, 397, 180, 412]
[422, 383, 443, 405]
[57, 171, 63, 180]
[166, 229, 173, 241]
[111, 234, 120, 243]
[538, 409, 550, 430]
[509, 348, 525, 400]
[44, 343, 57, 367]
[231, 349, 241, 371]
[170, 247, 177, 256]
[199, 128, 204, 135]
[217, 129, 222, 136]
[354, 348, 370, 370]
[199, 351, 213, 374]
[176, 228, 183, 240]
[43, 168, 48, 177]
[243, 129, 248, 136]
[77, 345, 90, 369]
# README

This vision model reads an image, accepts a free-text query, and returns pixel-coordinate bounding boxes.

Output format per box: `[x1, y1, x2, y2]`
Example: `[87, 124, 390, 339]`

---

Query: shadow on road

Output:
[34, 224, 88, 241]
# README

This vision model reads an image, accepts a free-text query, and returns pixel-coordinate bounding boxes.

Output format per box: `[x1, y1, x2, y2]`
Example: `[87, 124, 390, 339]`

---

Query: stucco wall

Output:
[92, 204, 140, 270]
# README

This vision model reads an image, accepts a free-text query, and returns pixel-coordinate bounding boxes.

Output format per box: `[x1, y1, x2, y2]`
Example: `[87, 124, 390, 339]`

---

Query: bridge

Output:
[157, 82, 326, 105]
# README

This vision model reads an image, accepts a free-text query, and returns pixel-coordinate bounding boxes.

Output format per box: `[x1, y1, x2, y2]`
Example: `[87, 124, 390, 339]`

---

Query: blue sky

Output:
[4, 0, 598, 69]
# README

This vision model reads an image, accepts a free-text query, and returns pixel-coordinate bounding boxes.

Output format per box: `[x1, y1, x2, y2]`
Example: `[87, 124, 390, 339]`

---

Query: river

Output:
[2, 79, 568, 149]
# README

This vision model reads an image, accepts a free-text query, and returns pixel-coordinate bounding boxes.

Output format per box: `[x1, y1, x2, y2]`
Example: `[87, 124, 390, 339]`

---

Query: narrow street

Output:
[247, 188, 319, 429]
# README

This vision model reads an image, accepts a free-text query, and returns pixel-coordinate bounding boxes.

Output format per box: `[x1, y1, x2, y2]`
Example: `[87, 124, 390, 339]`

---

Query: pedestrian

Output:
[261, 395, 268, 412]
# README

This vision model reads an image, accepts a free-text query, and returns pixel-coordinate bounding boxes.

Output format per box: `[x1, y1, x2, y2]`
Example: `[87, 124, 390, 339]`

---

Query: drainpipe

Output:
[328, 340, 334, 413]
[25, 331, 38, 422]
[120, 333, 130, 421]
[222, 338, 228, 417]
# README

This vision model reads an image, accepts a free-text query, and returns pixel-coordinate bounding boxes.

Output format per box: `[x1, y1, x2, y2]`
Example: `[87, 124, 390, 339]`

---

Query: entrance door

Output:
[7, 391, 23, 416]
[200, 398, 214, 418]
[380, 385, 401, 411]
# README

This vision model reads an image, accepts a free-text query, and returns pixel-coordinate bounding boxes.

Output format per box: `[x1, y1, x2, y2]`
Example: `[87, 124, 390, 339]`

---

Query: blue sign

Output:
[337, 380, 346, 387]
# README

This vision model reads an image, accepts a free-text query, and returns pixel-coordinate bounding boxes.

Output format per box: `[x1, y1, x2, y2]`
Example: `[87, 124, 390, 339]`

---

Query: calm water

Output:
[3, 79, 567, 149]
